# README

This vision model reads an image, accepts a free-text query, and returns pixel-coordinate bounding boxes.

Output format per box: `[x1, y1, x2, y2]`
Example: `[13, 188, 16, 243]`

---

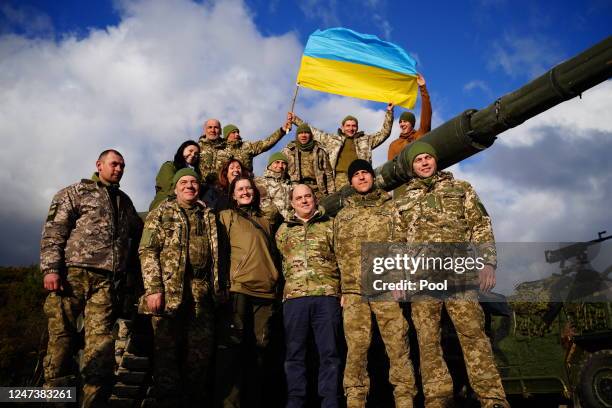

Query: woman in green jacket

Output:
[149, 140, 200, 210]
[215, 176, 282, 408]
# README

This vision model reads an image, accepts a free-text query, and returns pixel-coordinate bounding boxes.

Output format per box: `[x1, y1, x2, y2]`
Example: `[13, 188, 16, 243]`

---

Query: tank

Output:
[321, 35, 612, 215]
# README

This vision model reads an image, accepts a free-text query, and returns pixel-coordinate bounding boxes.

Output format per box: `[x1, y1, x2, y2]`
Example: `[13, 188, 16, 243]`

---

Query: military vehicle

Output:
[475, 232, 612, 407]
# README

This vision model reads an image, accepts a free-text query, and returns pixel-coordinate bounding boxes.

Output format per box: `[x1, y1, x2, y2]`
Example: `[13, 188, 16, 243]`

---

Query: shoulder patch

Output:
[141, 228, 156, 247]
[46, 203, 59, 222]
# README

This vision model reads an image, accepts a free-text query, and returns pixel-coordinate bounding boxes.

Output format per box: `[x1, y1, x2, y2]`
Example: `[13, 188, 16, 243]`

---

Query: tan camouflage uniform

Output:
[223, 127, 286, 172]
[139, 198, 219, 405]
[255, 168, 292, 221]
[282, 141, 335, 199]
[198, 137, 231, 183]
[276, 209, 340, 300]
[277, 209, 342, 406]
[396, 171, 508, 408]
[334, 189, 416, 408]
[40, 174, 143, 407]
[293, 111, 394, 187]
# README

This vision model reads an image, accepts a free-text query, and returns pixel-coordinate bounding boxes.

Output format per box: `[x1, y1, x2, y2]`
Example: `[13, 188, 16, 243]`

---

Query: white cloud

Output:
[0, 0, 389, 264]
[488, 32, 563, 79]
[498, 80, 612, 147]
[463, 79, 492, 97]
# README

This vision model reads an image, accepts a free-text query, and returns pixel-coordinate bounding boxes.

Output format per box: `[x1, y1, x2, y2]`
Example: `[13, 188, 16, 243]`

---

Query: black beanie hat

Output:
[348, 159, 374, 180]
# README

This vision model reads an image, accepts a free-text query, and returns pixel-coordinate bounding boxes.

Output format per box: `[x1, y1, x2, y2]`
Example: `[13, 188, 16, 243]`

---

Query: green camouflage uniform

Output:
[40, 174, 143, 407]
[223, 127, 286, 172]
[139, 199, 219, 405]
[276, 209, 340, 300]
[396, 171, 508, 408]
[198, 137, 231, 183]
[334, 189, 416, 408]
[255, 168, 292, 221]
[282, 140, 335, 199]
[293, 111, 394, 188]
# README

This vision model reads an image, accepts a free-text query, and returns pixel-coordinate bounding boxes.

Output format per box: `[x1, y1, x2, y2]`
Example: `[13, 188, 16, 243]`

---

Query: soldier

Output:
[254, 152, 292, 222]
[139, 167, 219, 406]
[290, 103, 394, 188]
[221, 116, 291, 172]
[198, 118, 230, 183]
[276, 184, 342, 408]
[387, 74, 432, 160]
[40, 149, 143, 407]
[282, 124, 335, 200]
[334, 159, 416, 408]
[396, 141, 508, 408]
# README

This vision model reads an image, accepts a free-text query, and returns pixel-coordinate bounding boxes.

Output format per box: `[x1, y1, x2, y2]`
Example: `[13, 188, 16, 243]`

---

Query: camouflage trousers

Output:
[151, 278, 214, 407]
[411, 291, 508, 408]
[43, 267, 116, 407]
[334, 172, 349, 191]
[342, 294, 415, 408]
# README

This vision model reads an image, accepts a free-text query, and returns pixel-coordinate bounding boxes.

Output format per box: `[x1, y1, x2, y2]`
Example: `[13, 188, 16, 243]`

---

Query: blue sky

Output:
[0, 0, 611, 268]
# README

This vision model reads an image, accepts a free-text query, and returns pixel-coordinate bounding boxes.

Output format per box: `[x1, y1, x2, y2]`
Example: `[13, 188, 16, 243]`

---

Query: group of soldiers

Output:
[40, 74, 510, 408]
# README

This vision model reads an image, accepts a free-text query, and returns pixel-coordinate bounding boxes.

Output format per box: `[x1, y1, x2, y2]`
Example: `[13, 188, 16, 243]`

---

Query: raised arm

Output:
[417, 74, 432, 134]
[291, 112, 340, 147]
[368, 104, 394, 148]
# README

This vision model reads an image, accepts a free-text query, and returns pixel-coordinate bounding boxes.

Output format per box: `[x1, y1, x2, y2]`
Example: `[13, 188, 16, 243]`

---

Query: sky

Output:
[0, 0, 611, 270]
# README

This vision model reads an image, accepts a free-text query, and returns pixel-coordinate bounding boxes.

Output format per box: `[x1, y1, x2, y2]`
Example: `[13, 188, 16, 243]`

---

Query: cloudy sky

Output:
[1, 0, 611, 267]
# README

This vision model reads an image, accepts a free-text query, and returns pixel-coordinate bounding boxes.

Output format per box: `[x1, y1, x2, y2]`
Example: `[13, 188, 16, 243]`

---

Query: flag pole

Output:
[286, 84, 300, 132]
[290, 84, 300, 113]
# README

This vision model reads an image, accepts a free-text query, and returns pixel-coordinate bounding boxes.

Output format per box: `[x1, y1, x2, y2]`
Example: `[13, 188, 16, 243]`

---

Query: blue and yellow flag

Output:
[297, 28, 418, 108]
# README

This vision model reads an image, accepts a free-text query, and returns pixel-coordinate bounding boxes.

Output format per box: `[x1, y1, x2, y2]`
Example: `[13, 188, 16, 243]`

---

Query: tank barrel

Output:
[377, 35, 612, 191]
[320, 36, 612, 215]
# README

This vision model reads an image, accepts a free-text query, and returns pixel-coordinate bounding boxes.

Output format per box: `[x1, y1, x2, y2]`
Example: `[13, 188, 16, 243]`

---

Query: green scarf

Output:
[297, 139, 315, 151]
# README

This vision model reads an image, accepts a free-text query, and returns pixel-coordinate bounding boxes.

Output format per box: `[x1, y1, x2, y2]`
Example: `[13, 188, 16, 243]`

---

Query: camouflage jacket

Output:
[255, 169, 292, 221]
[282, 141, 335, 196]
[334, 189, 401, 295]
[138, 199, 220, 314]
[223, 128, 286, 171]
[40, 174, 143, 276]
[294, 110, 394, 173]
[395, 171, 496, 266]
[276, 209, 340, 300]
[198, 137, 231, 182]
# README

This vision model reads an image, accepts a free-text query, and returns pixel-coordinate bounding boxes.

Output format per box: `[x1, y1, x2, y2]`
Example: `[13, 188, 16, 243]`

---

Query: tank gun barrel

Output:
[321, 36, 612, 215]
[378, 35, 612, 190]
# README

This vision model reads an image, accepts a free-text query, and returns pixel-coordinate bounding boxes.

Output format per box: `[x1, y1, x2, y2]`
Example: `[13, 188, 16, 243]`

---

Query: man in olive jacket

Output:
[40, 150, 143, 407]
[276, 184, 342, 408]
[139, 168, 219, 406]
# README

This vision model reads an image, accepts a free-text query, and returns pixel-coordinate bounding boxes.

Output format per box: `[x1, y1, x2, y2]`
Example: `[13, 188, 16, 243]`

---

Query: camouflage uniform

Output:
[396, 171, 508, 408]
[282, 141, 335, 199]
[255, 168, 292, 221]
[293, 111, 394, 187]
[139, 199, 219, 405]
[198, 137, 230, 183]
[40, 174, 143, 407]
[334, 189, 416, 408]
[276, 209, 341, 407]
[223, 128, 287, 172]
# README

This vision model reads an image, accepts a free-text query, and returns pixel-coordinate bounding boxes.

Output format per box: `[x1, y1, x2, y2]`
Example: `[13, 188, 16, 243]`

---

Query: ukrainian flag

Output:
[297, 28, 418, 108]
